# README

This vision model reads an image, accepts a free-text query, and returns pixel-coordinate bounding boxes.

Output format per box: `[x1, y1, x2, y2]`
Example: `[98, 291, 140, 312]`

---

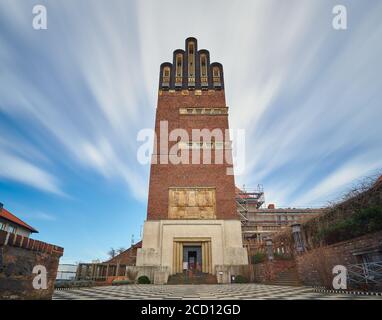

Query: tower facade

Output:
[136, 38, 248, 283]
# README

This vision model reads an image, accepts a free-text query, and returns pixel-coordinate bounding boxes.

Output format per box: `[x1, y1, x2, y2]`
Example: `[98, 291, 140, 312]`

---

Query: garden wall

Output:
[0, 230, 64, 299]
[296, 230, 382, 290]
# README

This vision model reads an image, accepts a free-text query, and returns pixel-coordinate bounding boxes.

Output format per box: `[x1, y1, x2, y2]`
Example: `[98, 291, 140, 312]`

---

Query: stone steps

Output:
[267, 267, 303, 287]
[168, 272, 217, 285]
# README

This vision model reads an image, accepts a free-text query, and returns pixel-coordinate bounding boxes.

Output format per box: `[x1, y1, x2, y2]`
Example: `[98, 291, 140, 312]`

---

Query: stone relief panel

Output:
[168, 187, 216, 219]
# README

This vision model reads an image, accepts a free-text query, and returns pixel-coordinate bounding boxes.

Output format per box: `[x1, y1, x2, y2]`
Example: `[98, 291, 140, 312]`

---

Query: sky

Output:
[0, 0, 381, 264]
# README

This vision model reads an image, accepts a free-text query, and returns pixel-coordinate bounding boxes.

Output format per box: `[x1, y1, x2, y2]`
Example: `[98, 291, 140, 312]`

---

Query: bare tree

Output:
[108, 248, 116, 259]
[117, 247, 126, 255]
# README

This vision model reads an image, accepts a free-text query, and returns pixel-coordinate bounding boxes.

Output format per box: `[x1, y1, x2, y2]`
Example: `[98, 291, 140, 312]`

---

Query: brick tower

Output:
[136, 37, 248, 284]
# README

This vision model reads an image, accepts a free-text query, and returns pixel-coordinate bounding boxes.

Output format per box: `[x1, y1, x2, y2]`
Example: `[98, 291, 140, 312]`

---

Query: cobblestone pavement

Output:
[53, 284, 382, 300]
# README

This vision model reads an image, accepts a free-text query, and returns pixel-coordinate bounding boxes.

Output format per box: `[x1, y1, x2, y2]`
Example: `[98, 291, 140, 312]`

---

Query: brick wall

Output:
[105, 241, 142, 265]
[147, 90, 238, 220]
[296, 231, 382, 289]
[253, 260, 296, 283]
[0, 229, 64, 300]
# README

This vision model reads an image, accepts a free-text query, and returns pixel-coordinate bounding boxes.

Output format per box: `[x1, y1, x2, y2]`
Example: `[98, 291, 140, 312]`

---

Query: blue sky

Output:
[0, 0, 381, 263]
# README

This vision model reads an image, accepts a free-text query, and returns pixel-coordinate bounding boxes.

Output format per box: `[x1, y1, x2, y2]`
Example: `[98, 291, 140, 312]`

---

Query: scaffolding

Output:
[235, 184, 265, 225]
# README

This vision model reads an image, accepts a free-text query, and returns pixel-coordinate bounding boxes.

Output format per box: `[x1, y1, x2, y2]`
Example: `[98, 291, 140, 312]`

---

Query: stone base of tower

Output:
[136, 219, 248, 284]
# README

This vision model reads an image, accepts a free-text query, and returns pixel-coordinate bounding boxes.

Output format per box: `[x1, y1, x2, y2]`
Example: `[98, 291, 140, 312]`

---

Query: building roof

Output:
[0, 207, 38, 233]
[255, 208, 324, 214]
[104, 241, 142, 265]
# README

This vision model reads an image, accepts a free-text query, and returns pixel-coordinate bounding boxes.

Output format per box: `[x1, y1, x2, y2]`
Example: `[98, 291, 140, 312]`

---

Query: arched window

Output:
[212, 66, 221, 87]
[200, 54, 208, 87]
[162, 66, 170, 87]
[188, 42, 195, 86]
[175, 54, 183, 87]
[213, 66, 220, 77]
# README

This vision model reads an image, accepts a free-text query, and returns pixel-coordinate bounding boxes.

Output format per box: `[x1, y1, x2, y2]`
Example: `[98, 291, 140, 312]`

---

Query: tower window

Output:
[175, 54, 183, 86]
[188, 42, 195, 86]
[200, 54, 208, 87]
[213, 67, 220, 77]
[212, 66, 221, 88]
[162, 66, 171, 87]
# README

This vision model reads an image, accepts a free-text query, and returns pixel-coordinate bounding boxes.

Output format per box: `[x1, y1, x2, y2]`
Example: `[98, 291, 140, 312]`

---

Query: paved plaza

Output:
[53, 284, 382, 300]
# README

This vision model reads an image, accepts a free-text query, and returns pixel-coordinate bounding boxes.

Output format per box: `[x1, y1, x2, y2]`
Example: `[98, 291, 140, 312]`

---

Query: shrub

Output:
[252, 252, 267, 264]
[317, 206, 382, 245]
[137, 275, 151, 284]
[273, 252, 293, 261]
[112, 279, 132, 286]
[233, 275, 248, 283]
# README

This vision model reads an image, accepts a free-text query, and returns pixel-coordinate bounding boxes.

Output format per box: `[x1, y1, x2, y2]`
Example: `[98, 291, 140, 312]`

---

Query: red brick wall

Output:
[147, 90, 238, 220]
[296, 231, 382, 289]
[105, 241, 142, 265]
[253, 260, 296, 283]
[0, 230, 63, 300]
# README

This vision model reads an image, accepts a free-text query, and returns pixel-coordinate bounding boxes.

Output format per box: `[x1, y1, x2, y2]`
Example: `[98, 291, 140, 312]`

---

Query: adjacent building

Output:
[235, 187, 324, 259]
[0, 202, 38, 238]
[0, 202, 64, 299]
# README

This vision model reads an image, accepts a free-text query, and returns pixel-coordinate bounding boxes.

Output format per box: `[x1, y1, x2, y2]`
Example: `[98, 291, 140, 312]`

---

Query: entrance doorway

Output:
[188, 251, 197, 270]
[183, 246, 201, 272]
[173, 238, 212, 274]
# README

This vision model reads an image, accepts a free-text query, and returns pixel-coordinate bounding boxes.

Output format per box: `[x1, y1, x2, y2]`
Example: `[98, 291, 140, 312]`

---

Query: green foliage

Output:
[273, 252, 293, 261]
[252, 252, 267, 264]
[137, 275, 151, 284]
[112, 279, 132, 286]
[317, 206, 382, 245]
[233, 275, 248, 283]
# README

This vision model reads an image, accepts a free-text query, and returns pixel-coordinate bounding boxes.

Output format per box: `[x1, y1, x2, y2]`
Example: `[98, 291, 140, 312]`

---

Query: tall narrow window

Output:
[175, 54, 183, 87]
[162, 66, 170, 87]
[200, 54, 208, 87]
[8, 225, 17, 234]
[188, 42, 195, 87]
[212, 66, 221, 87]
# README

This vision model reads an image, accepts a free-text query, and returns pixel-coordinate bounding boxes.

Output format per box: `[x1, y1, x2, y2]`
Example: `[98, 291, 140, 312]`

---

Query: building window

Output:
[179, 107, 228, 115]
[200, 54, 208, 87]
[212, 66, 221, 87]
[0, 221, 6, 231]
[175, 54, 183, 86]
[188, 42, 195, 86]
[8, 225, 17, 234]
[162, 66, 171, 87]
[214, 142, 224, 150]
[213, 67, 220, 77]
[177, 141, 225, 150]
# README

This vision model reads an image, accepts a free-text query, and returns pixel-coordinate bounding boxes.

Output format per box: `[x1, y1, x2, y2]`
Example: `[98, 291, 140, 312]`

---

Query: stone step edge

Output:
[311, 287, 382, 296]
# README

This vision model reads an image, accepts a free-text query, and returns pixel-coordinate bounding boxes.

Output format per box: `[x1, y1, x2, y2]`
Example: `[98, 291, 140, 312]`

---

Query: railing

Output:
[347, 261, 382, 290]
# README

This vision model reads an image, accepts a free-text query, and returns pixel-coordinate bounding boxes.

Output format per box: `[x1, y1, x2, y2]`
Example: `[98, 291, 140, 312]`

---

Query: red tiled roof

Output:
[0, 208, 38, 233]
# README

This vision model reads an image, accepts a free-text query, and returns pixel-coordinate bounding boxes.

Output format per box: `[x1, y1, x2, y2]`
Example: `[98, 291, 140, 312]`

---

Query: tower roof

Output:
[159, 37, 224, 91]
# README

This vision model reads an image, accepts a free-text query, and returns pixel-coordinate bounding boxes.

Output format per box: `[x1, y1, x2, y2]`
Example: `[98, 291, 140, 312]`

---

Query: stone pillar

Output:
[265, 238, 274, 261]
[291, 223, 305, 253]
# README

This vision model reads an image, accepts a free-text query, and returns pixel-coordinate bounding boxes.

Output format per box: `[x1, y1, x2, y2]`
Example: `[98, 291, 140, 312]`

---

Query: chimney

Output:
[268, 204, 275, 209]
[0, 202, 3, 211]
